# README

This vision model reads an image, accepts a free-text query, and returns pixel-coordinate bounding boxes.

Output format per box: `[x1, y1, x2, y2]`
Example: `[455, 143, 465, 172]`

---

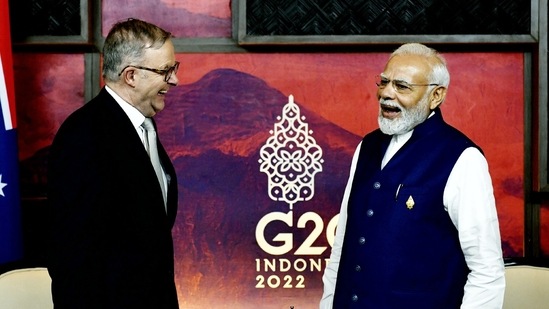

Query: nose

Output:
[378, 82, 396, 100]
[167, 72, 179, 86]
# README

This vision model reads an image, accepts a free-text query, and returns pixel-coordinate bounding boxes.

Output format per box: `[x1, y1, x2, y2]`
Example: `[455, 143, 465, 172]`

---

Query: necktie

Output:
[141, 118, 167, 210]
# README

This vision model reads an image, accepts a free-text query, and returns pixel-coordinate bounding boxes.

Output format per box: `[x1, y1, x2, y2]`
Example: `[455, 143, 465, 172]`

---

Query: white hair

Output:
[390, 43, 450, 88]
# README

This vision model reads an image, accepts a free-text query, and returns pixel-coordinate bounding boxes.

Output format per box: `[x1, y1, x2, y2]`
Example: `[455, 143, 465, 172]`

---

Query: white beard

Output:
[378, 95, 431, 135]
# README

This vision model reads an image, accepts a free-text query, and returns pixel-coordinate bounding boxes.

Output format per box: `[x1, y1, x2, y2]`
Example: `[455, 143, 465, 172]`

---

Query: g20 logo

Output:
[255, 211, 339, 256]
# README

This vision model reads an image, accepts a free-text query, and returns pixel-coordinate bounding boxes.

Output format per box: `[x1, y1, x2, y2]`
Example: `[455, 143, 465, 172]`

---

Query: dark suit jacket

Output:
[47, 88, 179, 309]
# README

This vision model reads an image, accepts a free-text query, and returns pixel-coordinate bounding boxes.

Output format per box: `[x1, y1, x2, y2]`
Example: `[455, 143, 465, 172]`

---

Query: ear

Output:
[120, 68, 138, 87]
[429, 86, 447, 110]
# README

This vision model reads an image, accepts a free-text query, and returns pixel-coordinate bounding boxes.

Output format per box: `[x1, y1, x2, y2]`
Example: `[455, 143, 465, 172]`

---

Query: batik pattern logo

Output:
[258, 95, 324, 209]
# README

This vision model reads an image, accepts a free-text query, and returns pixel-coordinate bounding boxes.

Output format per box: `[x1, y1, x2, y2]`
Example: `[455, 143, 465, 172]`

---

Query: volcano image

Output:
[156, 68, 360, 308]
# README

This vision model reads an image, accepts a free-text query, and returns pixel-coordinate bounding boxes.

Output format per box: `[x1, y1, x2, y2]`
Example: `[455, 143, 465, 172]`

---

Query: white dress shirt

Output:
[320, 130, 506, 309]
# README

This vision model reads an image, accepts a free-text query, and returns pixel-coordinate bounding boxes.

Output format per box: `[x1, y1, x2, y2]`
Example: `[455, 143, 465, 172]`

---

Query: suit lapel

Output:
[100, 89, 177, 221]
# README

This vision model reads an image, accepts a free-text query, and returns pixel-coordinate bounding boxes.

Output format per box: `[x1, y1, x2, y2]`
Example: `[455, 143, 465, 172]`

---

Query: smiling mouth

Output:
[380, 103, 401, 119]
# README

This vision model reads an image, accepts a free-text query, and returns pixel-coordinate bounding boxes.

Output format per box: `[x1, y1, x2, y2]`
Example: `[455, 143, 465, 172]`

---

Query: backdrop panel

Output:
[13, 51, 524, 308]
[156, 52, 524, 308]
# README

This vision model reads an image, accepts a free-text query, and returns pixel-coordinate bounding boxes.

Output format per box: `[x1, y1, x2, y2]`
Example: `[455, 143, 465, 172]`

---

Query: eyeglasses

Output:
[375, 75, 439, 94]
[118, 61, 179, 83]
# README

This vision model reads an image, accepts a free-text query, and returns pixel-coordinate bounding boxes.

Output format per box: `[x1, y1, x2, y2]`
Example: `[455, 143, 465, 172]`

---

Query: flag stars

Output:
[0, 174, 7, 197]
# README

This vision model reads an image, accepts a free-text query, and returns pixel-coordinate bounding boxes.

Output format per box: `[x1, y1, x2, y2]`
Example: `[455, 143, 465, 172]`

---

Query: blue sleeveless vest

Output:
[333, 109, 480, 308]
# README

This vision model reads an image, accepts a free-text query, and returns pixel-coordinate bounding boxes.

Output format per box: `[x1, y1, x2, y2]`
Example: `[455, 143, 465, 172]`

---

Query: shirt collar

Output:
[105, 85, 146, 129]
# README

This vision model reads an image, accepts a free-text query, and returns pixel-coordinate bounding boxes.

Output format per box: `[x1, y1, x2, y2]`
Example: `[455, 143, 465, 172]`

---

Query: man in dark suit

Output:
[47, 18, 180, 309]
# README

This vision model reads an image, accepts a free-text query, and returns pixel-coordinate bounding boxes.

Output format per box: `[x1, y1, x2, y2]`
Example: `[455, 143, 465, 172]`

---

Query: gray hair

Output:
[102, 18, 172, 82]
[390, 43, 450, 88]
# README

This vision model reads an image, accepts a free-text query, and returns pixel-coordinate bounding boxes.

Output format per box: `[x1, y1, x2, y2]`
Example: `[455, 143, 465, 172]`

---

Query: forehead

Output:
[142, 40, 175, 65]
[382, 54, 432, 82]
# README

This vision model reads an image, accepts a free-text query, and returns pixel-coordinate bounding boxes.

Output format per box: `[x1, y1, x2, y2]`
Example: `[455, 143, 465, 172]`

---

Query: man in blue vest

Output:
[320, 43, 505, 308]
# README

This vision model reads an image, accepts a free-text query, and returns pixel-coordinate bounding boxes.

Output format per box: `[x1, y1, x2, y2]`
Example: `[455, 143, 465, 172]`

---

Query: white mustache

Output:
[379, 99, 402, 109]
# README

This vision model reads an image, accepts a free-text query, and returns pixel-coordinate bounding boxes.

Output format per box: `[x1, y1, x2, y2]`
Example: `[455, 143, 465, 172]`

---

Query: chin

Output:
[152, 103, 165, 114]
[379, 117, 410, 135]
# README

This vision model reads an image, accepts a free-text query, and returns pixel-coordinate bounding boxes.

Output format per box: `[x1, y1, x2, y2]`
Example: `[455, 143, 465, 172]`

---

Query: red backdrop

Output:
[15, 52, 524, 309]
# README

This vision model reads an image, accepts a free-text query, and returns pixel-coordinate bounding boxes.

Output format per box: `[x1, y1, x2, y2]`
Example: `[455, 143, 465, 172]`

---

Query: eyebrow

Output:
[380, 75, 411, 83]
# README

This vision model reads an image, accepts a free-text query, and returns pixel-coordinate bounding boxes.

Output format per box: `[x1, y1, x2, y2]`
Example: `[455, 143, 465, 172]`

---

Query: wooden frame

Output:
[539, 0, 549, 191]
[12, 0, 92, 48]
[7, 0, 547, 257]
[234, 0, 539, 45]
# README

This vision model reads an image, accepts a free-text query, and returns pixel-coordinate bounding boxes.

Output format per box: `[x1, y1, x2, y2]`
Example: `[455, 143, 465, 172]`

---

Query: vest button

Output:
[355, 265, 361, 272]
[358, 237, 366, 245]
[373, 182, 381, 189]
[351, 294, 359, 302]
[366, 209, 374, 217]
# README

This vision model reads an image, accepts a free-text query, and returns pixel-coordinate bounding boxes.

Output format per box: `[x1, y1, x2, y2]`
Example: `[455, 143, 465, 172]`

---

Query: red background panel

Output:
[102, 0, 232, 38]
[14, 52, 524, 308]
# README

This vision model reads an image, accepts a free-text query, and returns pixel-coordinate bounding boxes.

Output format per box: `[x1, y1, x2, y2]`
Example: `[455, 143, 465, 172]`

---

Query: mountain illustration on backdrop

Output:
[157, 68, 362, 304]
[158, 67, 361, 220]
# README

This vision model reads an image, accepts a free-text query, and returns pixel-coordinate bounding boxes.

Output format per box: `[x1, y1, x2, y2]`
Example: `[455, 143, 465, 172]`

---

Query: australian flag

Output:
[0, 0, 23, 264]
